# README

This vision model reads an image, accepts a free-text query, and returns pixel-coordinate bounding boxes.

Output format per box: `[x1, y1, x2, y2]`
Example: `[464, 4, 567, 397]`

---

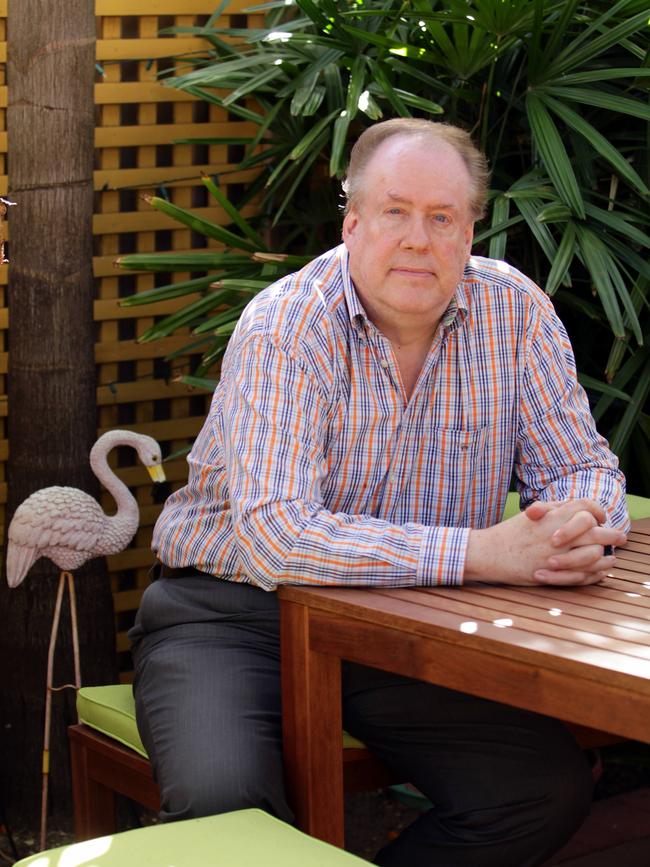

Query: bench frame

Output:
[68, 723, 395, 840]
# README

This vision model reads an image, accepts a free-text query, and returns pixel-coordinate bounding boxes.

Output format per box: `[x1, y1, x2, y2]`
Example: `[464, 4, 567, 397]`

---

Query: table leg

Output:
[280, 600, 345, 847]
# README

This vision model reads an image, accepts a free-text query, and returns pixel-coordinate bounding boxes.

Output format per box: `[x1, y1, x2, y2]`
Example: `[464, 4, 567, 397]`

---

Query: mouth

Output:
[391, 267, 434, 278]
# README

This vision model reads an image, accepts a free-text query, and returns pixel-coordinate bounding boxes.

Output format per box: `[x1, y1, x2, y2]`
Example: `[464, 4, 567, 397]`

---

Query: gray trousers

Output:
[130, 573, 593, 867]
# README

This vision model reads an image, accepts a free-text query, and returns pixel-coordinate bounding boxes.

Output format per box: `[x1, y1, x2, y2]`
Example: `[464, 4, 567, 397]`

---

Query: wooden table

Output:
[279, 518, 650, 847]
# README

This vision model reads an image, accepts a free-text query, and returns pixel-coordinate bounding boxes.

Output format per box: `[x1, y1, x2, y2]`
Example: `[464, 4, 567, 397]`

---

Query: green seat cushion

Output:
[77, 685, 366, 756]
[77, 685, 148, 758]
[13, 808, 370, 866]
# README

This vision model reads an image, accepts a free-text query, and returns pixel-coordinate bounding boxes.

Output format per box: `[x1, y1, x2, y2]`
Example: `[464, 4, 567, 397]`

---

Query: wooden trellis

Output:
[2, 0, 263, 679]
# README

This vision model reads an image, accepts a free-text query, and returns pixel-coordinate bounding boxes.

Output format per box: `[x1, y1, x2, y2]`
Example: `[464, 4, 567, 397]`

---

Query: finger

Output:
[547, 546, 616, 572]
[551, 510, 599, 547]
[566, 526, 627, 548]
[532, 569, 608, 586]
[523, 501, 562, 521]
[567, 498, 607, 524]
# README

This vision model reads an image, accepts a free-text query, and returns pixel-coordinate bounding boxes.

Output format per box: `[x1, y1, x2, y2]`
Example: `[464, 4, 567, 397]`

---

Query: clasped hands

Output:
[465, 498, 627, 586]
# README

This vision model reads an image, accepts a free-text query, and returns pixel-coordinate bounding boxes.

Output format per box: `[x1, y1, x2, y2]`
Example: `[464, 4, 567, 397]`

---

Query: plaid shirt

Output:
[153, 244, 628, 590]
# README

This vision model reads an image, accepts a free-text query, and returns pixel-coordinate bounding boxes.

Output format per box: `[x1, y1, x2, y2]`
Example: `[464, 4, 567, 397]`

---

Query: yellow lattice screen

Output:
[2, 1, 264, 679]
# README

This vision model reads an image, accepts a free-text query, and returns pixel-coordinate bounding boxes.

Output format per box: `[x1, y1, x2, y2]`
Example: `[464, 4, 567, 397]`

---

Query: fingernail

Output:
[534, 570, 547, 580]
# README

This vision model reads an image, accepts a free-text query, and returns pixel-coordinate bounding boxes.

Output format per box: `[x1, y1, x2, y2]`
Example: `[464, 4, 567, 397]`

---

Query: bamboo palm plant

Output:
[118, 0, 650, 487]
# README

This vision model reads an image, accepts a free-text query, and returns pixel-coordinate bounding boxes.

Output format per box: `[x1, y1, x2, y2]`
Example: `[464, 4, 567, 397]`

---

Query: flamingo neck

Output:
[89, 431, 140, 531]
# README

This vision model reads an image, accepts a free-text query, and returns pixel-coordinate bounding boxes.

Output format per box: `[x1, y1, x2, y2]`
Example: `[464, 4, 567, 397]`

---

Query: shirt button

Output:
[390, 475, 398, 484]
[380, 359, 389, 369]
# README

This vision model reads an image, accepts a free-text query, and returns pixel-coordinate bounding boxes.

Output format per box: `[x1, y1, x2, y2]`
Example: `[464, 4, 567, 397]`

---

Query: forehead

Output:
[361, 135, 473, 212]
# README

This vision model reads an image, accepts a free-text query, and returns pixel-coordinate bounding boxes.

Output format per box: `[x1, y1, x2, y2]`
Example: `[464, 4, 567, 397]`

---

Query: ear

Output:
[342, 208, 359, 244]
[464, 221, 475, 257]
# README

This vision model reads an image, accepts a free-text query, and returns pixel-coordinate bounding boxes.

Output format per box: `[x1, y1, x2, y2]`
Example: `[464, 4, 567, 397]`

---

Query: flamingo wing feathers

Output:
[7, 486, 109, 584]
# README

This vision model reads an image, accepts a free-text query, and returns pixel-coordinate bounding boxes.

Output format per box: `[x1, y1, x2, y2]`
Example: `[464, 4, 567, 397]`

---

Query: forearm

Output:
[233, 499, 470, 590]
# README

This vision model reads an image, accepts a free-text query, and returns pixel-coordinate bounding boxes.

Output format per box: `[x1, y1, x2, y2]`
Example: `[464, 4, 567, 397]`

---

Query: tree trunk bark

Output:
[1, 0, 118, 834]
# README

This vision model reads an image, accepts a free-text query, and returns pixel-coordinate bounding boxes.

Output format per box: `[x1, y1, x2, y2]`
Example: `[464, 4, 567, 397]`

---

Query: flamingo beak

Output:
[146, 465, 166, 484]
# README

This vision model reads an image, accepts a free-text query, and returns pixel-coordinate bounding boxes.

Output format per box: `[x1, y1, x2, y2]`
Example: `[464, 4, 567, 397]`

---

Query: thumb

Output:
[524, 501, 562, 522]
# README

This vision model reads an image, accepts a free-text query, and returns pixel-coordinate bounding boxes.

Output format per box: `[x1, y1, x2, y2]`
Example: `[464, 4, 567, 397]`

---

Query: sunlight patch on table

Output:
[460, 621, 478, 634]
[493, 618, 513, 628]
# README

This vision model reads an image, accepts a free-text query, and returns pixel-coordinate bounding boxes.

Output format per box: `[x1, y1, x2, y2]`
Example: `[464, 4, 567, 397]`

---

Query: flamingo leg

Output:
[65, 571, 81, 692]
[40, 571, 66, 852]
[39, 571, 82, 851]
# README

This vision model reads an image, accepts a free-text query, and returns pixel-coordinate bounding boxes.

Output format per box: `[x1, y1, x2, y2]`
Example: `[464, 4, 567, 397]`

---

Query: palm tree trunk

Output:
[1, 0, 118, 834]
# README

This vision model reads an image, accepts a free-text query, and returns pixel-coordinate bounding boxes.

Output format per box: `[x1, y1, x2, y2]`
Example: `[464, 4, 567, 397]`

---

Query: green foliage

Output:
[118, 0, 650, 490]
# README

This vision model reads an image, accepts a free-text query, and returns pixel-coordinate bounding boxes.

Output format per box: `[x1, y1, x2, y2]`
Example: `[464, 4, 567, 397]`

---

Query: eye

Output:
[433, 213, 451, 224]
[386, 207, 403, 215]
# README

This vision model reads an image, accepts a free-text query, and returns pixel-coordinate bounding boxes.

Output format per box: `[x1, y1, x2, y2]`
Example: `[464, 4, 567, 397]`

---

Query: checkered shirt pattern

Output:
[152, 244, 628, 590]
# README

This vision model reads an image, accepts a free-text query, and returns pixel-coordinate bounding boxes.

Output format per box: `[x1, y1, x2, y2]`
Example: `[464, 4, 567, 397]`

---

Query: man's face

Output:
[342, 135, 475, 336]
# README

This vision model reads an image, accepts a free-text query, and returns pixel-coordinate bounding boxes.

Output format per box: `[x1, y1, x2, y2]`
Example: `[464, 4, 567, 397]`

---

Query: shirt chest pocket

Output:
[419, 424, 489, 525]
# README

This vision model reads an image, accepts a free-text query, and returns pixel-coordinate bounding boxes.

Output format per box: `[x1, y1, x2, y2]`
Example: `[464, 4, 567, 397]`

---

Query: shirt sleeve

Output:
[220, 333, 466, 590]
[515, 298, 629, 532]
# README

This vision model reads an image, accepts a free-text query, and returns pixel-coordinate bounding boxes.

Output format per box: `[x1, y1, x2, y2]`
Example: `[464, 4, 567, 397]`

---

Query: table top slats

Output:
[375, 588, 650, 659]
[614, 548, 650, 568]
[601, 566, 650, 585]
[620, 539, 650, 556]
[627, 518, 650, 534]
[303, 586, 650, 683]
[434, 585, 650, 633]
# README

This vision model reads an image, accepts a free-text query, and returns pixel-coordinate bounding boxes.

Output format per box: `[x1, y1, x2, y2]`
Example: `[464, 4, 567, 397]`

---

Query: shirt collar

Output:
[339, 242, 471, 335]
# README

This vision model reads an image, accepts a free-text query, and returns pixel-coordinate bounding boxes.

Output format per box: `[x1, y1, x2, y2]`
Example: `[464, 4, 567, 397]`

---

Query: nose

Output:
[400, 215, 430, 251]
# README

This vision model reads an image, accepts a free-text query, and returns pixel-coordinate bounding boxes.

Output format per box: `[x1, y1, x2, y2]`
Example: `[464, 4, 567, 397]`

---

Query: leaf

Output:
[552, 68, 650, 85]
[473, 215, 524, 244]
[116, 252, 254, 273]
[610, 354, 650, 454]
[545, 221, 576, 295]
[541, 94, 650, 198]
[177, 374, 219, 392]
[367, 58, 411, 117]
[514, 198, 559, 265]
[329, 112, 351, 178]
[193, 301, 249, 334]
[488, 196, 510, 260]
[290, 73, 321, 116]
[544, 7, 650, 79]
[222, 66, 285, 107]
[584, 203, 650, 251]
[144, 196, 259, 252]
[577, 374, 631, 403]
[119, 275, 217, 307]
[525, 94, 585, 218]
[574, 225, 626, 339]
[541, 86, 650, 122]
[345, 55, 366, 121]
[200, 175, 268, 249]
[535, 203, 572, 223]
[139, 288, 238, 342]
[287, 109, 340, 161]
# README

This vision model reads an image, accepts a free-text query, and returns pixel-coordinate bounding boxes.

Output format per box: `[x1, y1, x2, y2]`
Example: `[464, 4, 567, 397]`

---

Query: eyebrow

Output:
[385, 190, 458, 211]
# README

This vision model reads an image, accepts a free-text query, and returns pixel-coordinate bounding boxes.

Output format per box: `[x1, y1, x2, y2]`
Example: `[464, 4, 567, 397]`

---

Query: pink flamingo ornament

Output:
[6, 429, 166, 850]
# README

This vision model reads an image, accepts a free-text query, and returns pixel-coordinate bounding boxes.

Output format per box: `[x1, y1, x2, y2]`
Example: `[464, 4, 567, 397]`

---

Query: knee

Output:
[159, 757, 293, 825]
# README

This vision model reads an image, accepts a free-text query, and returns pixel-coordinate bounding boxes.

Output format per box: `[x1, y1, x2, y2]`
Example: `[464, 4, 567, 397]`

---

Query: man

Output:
[129, 119, 628, 867]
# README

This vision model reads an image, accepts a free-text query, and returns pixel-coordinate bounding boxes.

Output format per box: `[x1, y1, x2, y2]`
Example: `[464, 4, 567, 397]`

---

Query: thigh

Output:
[342, 663, 583, 798]
[342, 663, 592, 866]
[131, 577, 292, 823]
